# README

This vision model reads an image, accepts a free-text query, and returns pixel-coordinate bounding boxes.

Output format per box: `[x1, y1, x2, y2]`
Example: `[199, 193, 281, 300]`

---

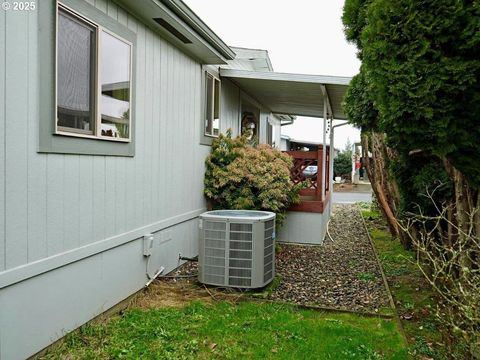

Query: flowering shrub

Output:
[204, 130, 302, 227]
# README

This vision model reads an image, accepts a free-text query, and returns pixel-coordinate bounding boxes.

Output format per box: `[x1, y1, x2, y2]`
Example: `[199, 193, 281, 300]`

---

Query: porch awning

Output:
[219, 69, 351, 120]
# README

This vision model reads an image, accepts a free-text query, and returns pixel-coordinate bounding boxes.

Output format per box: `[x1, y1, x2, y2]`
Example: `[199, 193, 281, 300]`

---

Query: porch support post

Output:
[328, 115, 335, 215]
[320, 85, 330, 201]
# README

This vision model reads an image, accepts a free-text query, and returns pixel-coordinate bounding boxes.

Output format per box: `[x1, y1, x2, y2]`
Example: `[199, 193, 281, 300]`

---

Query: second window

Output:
[205, 72, 220, 137]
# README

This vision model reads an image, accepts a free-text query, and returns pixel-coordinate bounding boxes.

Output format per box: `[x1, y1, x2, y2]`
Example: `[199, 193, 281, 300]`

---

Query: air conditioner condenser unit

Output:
[198, 210, 276, 289]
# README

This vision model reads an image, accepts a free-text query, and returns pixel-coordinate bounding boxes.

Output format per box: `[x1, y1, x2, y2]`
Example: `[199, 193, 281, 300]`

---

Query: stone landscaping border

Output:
[357, 207, 409, 344]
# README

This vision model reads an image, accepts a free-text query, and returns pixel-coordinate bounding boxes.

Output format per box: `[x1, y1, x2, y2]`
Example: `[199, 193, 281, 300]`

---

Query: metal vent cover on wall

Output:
[152, 18, 192, 44]
[198, 210, 276, 289]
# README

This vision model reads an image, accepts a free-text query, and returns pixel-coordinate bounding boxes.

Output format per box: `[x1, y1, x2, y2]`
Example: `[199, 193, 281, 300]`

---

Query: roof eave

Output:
[113, 0, 234, 64]
[160, 0, 236, 60]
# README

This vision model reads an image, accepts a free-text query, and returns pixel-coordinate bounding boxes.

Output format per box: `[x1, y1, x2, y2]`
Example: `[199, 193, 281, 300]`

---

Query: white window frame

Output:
[55, 2, 133, 143]
[204, 71, 221, 138]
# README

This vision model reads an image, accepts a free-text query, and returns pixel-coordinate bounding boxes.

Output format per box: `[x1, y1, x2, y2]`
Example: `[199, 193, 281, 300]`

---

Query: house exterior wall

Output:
[0, 1, 247, 358]
[220, 78, 241, 135]
[0, 0, 209, 274]
[277, 203, 331, 245]
[0, 219, 199, 360]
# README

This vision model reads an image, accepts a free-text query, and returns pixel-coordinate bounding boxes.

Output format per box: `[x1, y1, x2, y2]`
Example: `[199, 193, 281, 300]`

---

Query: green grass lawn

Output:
[40, 301, 407, 360]
[360, 205, 468, 359]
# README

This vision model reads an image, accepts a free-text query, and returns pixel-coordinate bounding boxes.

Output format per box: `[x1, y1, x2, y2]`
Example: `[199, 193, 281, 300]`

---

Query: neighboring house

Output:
[0, 1, 350, 358]
[351, 141, 368, 183]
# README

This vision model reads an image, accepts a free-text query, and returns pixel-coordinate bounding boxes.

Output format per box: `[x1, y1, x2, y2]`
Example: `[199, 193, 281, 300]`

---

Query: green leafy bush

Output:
[392, 155, 453, 215]
[204, 130, 302, 227]
[333, 151, 352, 179]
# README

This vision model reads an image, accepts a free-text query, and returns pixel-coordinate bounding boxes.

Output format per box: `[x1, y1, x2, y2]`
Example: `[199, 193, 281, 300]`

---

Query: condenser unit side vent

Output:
[202, 220, 226, 286]
[263, 219, 275, 283]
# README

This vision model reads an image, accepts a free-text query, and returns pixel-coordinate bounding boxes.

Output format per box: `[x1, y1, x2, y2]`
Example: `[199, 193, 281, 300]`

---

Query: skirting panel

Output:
[277, 210, 329, 245]
[0, 218, 199, 360]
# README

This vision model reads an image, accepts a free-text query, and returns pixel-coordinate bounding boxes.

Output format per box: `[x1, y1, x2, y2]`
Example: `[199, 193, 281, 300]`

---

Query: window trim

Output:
[203, 70, 221, 138]
[56, 2, 133, 143]
[38, 0, 136, 156]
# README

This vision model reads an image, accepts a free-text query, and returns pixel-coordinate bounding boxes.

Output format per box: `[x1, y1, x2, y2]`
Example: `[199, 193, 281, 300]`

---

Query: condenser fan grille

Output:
[229, 259, 252, 268]
[229, 277, 252, 287]
[228, 223, 253, 287]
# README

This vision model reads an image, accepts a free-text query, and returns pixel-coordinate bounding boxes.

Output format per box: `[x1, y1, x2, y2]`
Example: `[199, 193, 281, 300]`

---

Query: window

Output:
[57, 4, 132, 141]
[204, 72, 220, 137]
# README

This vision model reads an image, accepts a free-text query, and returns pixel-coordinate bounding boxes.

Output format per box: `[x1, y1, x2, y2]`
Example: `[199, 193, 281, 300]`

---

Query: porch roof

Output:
[219, 69, 351, 120]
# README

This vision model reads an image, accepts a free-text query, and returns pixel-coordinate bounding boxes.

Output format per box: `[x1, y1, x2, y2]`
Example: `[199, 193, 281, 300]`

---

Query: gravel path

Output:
[161, 204, 391, 312]
[270, 204, 390, 312]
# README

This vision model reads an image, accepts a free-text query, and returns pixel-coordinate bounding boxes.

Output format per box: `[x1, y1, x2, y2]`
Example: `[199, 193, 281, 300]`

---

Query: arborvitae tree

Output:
[343, 1, 480, 355]
[361, 0, 480, 188]
[343, 0, 480, 226]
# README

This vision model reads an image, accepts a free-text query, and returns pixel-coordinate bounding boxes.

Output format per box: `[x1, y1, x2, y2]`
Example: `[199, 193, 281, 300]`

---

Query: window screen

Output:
[57, 9, 96, 134]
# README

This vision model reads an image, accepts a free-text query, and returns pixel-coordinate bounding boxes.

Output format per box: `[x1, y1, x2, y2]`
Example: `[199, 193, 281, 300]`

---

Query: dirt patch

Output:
[132, 282, 213, 310]
[133, 262, 249, 309]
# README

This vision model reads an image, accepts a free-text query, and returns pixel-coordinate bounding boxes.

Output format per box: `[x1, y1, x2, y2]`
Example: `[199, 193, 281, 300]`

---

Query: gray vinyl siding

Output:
[0, 0, 214, 275]
[0, 3, 5, 271]
[4, 5, 30, 270]
[220, 78, 241, 135]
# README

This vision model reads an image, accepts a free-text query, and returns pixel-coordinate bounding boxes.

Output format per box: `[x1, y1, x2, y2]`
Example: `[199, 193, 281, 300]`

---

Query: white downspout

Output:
[321, 92, 328, 200]
[351, 142, 356, 184]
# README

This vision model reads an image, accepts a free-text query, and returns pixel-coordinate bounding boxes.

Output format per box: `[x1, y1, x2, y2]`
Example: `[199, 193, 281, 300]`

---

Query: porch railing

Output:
[284, 148, 331, 213]
[284, 150, 323, 200]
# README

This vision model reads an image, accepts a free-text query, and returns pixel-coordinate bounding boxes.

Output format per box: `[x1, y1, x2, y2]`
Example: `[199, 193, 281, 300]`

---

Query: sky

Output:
[183, 0, 361, 150]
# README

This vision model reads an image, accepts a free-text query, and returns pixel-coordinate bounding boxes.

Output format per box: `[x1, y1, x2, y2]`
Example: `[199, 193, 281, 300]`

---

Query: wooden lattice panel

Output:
[284, 150, 324, 200]
[291, 158, 317, 189]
